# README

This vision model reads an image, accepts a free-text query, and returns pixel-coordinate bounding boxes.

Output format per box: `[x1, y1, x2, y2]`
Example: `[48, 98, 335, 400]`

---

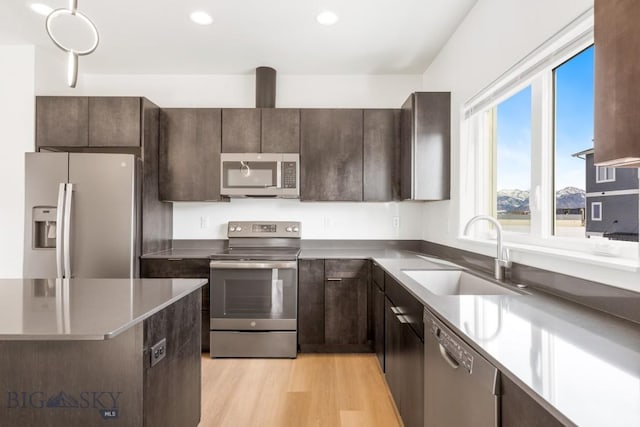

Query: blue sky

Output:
[496, 46, 594, 192]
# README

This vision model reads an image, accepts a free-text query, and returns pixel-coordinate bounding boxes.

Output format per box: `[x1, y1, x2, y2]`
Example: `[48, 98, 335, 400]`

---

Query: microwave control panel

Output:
[282, 162, 297, 189]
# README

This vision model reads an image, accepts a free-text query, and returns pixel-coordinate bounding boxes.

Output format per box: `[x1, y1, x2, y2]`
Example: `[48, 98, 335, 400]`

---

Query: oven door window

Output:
[222, 161, 277, 189]
[211, 268, 296, 319]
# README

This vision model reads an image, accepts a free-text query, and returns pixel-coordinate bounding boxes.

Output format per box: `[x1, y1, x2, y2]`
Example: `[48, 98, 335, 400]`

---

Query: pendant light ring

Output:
[45, 8, 99, 56]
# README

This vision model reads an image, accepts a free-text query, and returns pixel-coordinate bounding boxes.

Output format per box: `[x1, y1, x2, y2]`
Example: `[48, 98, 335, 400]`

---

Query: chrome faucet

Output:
[463, 215, 512, 281]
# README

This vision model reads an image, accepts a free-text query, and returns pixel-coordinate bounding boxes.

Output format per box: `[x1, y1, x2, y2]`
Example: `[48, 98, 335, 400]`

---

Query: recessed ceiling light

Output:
[29, 3, 53, 16]
[190, 11, 213, 25]
[316, 10, 339, 26]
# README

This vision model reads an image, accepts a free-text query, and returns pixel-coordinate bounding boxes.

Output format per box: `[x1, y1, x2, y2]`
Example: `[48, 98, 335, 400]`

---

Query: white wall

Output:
[419, 0, 640, 291]
[174, 199, 423, 240]
[37, 71, 424, 240]
[0, 46, 35, 278]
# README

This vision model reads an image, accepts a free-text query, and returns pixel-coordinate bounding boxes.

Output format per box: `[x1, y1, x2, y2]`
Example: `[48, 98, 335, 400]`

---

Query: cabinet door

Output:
[374, 285, 385, 371]
[501, 376, 564, 427]
[594, 0, 640, 166]
[298, 259, 325, 348]
[221, 109, 261, 153]
[300, 109, 364, 201]
[364, 109, 399, 201]
[159, 108, 223, 201]
[324, 259, 369, 349]
[261, 108, 300, 153]
[88, 97, 141, 147]
[385, 297, 424, 427]
[385, 274, 424, 339]
[140, 258, 210, 352]
[36, 96, 88, 148]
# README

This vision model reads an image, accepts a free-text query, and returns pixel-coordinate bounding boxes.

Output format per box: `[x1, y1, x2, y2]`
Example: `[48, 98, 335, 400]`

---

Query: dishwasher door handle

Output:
[438, 343, 460, 369]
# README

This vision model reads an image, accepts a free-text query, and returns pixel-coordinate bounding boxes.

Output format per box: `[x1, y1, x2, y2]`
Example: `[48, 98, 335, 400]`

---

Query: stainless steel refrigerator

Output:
[23, 152, 141, 279]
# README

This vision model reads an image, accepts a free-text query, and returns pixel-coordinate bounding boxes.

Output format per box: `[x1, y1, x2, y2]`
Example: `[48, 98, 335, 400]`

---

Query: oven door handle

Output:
[209, 260, 297, 270]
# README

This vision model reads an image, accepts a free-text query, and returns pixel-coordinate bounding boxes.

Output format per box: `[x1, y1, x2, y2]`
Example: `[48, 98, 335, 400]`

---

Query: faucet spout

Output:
[463, 215, 512, 280]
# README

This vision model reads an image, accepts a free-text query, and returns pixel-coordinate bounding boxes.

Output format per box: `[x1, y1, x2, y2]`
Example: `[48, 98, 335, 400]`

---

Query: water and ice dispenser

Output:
[32, 207, 57, 249]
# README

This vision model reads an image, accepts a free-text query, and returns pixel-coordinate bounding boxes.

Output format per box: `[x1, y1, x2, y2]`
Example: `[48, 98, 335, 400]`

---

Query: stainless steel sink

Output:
[402, 270, 522, 296]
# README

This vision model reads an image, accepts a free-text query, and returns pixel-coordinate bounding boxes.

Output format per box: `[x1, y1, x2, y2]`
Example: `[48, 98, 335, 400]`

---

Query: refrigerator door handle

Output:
[55, 183, 66, 278]
[63, 183, 73, 278]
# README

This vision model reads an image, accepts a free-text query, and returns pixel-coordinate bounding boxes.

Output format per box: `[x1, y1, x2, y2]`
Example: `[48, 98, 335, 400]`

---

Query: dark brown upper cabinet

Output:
[300, 109, 364, 201]
[400, 92, 451, 201]
[36, 97, 89, 148]
[89, 97, 141, 147]
[261, 108, 300, 153]
[159, 108, 224, 201]
[364, 109, 400, 201]
[221, 109, 261, 153]
[594, 0, 640, 167]
[36, 96, 145, 149]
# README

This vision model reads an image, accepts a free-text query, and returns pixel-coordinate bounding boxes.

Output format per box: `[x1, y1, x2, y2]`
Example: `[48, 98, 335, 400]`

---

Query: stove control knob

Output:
[286, 226, 293, 232]
[236, 226, 242, 232]
[250, 321, 256, 327]
[229, 226, 236, 232]
[293, 226, 299, 232]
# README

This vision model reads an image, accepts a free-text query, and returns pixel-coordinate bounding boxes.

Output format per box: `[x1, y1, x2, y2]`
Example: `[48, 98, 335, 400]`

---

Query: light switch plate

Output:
[150, 338, 167, 367]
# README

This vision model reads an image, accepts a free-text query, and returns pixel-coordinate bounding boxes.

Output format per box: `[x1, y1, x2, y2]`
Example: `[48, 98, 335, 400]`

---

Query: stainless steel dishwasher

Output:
[424, 308, 500, 427]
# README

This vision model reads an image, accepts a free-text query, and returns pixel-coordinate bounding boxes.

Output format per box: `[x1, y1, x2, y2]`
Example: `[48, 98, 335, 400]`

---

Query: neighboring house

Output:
[572, 148, 639, 241]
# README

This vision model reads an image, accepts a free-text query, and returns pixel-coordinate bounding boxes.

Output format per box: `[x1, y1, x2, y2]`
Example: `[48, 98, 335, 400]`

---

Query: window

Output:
[591, 202, 602, 221]
[553, 46, 593, 238]
[462, 9, 639, 259]
[494, 86, 532, 233]
[596, 166, 615, 183]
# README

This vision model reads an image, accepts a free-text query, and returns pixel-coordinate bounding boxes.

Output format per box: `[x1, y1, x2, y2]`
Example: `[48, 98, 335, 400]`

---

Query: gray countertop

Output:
[371, 253, 640, 427]
[139, 245, 640, 425]
[0, 278, 207, 341]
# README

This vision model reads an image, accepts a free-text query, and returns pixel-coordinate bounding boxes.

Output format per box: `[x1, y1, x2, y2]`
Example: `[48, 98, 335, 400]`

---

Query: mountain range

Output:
[497, 187, 585, 212]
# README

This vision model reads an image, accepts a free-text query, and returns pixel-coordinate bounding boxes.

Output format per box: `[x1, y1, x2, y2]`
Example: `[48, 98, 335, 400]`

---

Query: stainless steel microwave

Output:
[220, 153, 300, 198]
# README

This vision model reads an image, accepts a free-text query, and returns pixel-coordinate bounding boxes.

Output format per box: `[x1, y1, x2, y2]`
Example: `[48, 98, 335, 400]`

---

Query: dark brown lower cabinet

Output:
[501, 376, 564, 427]
[298, 259, 372, 352]
[384, 297, 424, 427]
[140, 258, 210, 352]
[298, 259, 325, 348]
[373, 284, 385, 371]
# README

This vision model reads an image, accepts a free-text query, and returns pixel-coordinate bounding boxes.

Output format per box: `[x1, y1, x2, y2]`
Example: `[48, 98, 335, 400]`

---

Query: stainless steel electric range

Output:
[209, 221, 301, 358]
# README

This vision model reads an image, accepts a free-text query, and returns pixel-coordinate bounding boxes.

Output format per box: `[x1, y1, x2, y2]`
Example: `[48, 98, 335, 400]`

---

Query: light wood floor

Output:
[200, 353, 402, 427]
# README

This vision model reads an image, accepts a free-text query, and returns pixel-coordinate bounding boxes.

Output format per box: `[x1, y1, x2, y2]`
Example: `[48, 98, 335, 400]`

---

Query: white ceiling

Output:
[0, 0, 477, 75]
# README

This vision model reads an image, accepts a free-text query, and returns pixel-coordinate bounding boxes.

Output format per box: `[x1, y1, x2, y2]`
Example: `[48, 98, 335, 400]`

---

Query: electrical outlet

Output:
[392, 216, 400, 228]
[200, 215, 210, 229]
[150, 338, 167, 367]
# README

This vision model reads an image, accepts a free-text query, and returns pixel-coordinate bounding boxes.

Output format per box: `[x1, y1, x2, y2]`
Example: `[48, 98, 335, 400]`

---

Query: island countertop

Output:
[0, 278, 207, 341]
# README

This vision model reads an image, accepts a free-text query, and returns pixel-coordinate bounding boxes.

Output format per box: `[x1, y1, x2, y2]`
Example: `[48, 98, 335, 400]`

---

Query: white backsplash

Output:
[173, 199, 424, 240]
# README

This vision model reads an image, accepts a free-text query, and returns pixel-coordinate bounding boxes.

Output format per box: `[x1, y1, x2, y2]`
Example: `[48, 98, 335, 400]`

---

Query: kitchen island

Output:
[0, 278, 206, 427]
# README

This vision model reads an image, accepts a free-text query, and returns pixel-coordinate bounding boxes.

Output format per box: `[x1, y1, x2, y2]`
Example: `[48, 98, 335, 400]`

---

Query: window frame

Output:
[595, 166, 616, 183]
[591, 202, 602, 221]
[459, 8, 639, 264]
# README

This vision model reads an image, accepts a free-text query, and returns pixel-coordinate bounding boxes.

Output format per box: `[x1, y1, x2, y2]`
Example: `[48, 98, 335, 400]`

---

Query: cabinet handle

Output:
[326, 277, 342, 281]
[390, 306, 403, 314]
[397, 314, 410, 324]
[167, 258, 184, 261]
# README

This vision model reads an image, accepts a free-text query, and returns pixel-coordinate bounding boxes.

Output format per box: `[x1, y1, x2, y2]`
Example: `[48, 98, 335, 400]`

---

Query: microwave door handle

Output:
[276, 160, 282, 188]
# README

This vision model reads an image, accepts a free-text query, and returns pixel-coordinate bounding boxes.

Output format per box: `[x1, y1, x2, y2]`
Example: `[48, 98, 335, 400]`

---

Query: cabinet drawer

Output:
[372, 262, 384, 291]
[141, 258, 209, 278]
[385, 274, 424, 340]
[325, 259, 369, 279]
